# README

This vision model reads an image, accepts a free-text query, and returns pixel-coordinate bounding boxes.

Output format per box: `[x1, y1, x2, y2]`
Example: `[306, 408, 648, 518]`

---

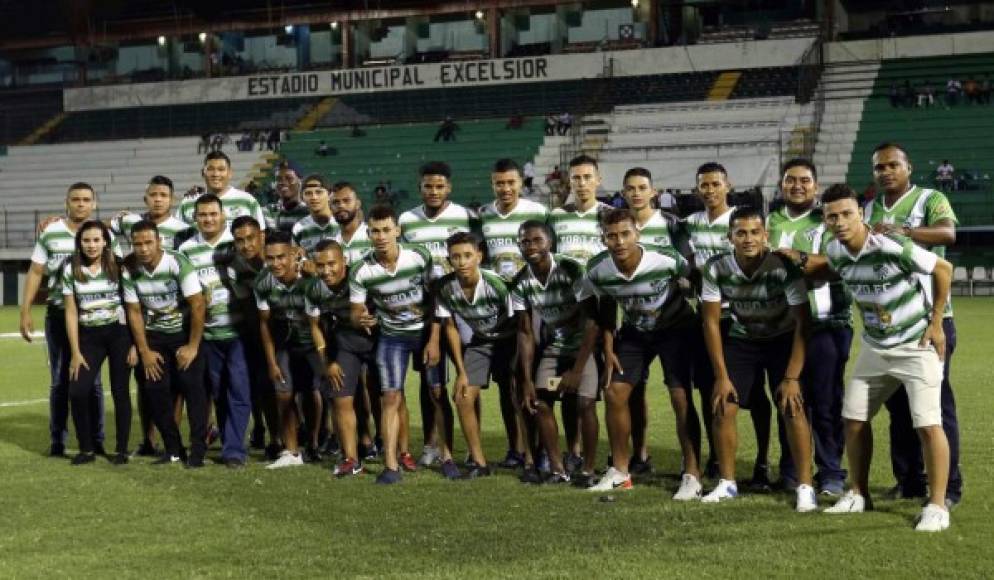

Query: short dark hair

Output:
[820, 183, 859, 205]
[67, 182, 96, 197]
[623, 167, 652, 183]
[729, 205, 766, 229]
[518, 219, 553, 240]
[264, 230, 293, 247]
[148, 175, 174, 192]
[569, 154, 598, 170]
[782, 158, 818, 181]
[194, 192, 223, 213]
[696, 162, 727, 178]
[367, 204, 397, 225]
[231, 216, 260, 232]
[302, 174, 329, 189]
[872, 142, 909, 158]
[446, 231, 482, 251]
[600, 208, 637, 229]
[332, 181, 356, 194]
[420, 161, 451, 180]
[314, 239, 343, 254]
[203, 150, 231, 167]
[492, 158, 522, 176]
[131, 219, 159, 238]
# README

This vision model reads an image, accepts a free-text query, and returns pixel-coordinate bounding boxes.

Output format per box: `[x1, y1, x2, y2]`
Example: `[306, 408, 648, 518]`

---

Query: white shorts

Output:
[842, 340, 943, 428]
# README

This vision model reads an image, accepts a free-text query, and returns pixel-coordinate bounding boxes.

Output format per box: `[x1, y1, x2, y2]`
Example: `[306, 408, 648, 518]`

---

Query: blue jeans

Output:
[204, 338, 251, 461]
[46, 307, 104, 448]
[376, 333, 444, 392]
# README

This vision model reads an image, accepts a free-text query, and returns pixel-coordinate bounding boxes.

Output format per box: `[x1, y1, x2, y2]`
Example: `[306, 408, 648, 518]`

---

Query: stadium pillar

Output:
[341, 22, 352, 68]
[487, 8, 500, 58]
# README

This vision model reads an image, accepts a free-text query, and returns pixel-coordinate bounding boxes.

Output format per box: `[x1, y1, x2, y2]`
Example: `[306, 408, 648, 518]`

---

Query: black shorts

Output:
[332, 330, 377, 399]
[721, 332, 793, 410]
[613, 320, 701, 390]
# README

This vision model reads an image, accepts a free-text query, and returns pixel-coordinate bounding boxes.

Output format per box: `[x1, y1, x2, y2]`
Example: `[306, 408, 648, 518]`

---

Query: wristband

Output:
[783, 377, 799, 382]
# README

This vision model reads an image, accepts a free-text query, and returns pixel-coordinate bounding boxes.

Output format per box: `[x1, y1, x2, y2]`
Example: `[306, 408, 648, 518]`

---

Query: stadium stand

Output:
[0, 88, 64, 145]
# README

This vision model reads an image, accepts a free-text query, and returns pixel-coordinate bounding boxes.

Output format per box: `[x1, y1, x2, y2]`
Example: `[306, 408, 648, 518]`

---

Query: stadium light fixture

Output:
[475, 10, 485, 20]
[631, 0, 639, 7]
[285, 24, 295, 34]
[157, 35, 166, 46]
[198, 32, 207, 43]
[330, 21, 339, 30]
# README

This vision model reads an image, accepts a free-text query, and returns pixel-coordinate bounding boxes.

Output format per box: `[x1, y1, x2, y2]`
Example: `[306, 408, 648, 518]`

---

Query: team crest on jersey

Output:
[483, 225, 492, 234]
[410, 274, 424, 287]
[650, 278, 667, 293]
[873, 263, 896, 280]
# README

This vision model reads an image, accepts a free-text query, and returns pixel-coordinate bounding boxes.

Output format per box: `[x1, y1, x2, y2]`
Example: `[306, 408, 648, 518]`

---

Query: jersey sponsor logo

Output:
[873, 263, 898, 280]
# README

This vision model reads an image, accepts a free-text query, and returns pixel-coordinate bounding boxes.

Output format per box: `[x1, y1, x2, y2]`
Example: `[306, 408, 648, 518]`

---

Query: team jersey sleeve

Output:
[60, 262, 74, 296]
[291, 223, 303, 247]
[348, 265, 367, 304]
[176, 254, 203, 298]
[434, 296, 452, 319]
[251, 199, 268, 231]
[253, 274, 271, 311]
[30, 235, 48, 266]
[575, 274, 600, 302]
[699, 262, 722, 303]
[122, 269, 139, 304]
[509, 282, 528, 312]
[303, 281, 322, 318]
[900, 237, 939, 275]
[924, 191, 959, 226]
[783, 265, 809, 306]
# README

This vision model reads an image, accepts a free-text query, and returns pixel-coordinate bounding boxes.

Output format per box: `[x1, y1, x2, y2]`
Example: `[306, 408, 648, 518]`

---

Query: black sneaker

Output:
[134, 441, 160, 457]
[321, 436, 341, 458]
[71, 452, 96, 466]
[563, 453, 584, 475]
[465, 465, 493, 479]
[464, 453, 479, 469]
[110, 453, 129, 465]
[264, 443, 283, 461]
[224, 457, 246, 470]
[360, 442, 379, 463]
[519, 465, 543, 484]
[498, 450, 526, 469]
[704, 457, 719, 479]
[151, 454, 182, 465]
[440, 459, 462, 480]
[629, 456, 654, 476]
[572, 471, 597, 489]
[92, 443, 107, 457]
[375, 468, 403, 485]
[745, 463, 773, 493]
[303, 446, 322, 463]
[186, 456, 206, 469]
[546, 471, 571, 484]
[48, 443, 66, 458]
[249, 426, 266, 450]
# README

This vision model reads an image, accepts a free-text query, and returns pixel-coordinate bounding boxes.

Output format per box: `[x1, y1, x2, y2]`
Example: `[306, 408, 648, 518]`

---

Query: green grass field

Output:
[1, 301, 992, 579]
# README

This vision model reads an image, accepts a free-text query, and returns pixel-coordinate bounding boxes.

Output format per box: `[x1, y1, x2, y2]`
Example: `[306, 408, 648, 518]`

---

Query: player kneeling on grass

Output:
[513, 221, 599, 484]
[815, 184, 952, 532]
[577, 208, 702, 495]
[699, 206, 817, 511]
[305, 240, 367, 477]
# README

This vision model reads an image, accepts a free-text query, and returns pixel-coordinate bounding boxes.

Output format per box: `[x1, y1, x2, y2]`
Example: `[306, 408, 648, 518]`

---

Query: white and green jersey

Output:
[335, 222, 373, 265]
[479, 198, 549, 281]
[254, 269, 314, 346]
[178, 230, 239, 341]
[31, 219, 83, 309]
[267, 199, 309, 235]
[61, 262, 124, 327]
[577, 246, 692, 333]
[510, 254, 588, 354]
[110, 212, 190, 254]
[291, 214, 340, 256]
[122, 249, 202, 334]
[826, 232, 938, 348]
[176, 187, 267, 231]
[767, 207, 853, 330]
[349, 245, 432, 338]
[864, 185, 958, 318]
[435, 269, 515, 341]
[549, 202, 609, 265]
[684, 207, 735, 268]
[399, 202, 477, 279]
[636, 210, 683, 253]
[700, 251, 808, 340]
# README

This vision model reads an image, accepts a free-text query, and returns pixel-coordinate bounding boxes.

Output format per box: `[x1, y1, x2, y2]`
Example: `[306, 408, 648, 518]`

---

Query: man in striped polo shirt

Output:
[699, 206, 816, 511]
[399, 162, 475, 468]
[478, 158, 547, 471]
[176, 151, 267, 233]
[685, 162, 773, 487]
[433, 232, 520, 479]
[178, 194, 251, 468]
[578, 209, 703, 495]
[769, 159, 852, 496]
[818, 184, 952, 532]
[123, 220, 208, 467]
[349, 205, 443, 484]
[292, 174, 340, 256]
[865, 143, 962, 507]
[21, 182, 106, 457]
[267, 163, 309, 235]
[332, 182, 372, 264]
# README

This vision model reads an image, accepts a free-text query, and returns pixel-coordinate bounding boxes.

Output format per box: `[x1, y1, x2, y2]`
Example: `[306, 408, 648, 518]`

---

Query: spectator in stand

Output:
[980, 74, 992, 105]
[523, 161, 536, 193]
[609, 191, 626, 208]
[916, 81, 935, 108]
[901, 80, 914, 107]
[658, 188, 678, 213]
[889, 83, 901, 108]
[266, 129, 281, 151]
[556, 112, 573, 135]
[544, 114, 556, 136]
[963, 77, 979, 105]
[210, 133, 226, 152]
[945, 78, 962, 107]
[237, 132, 253, 152]
[315, 140, 330, 157]
[198, 133, 211, 154]
[433, 117, 459, 142]
[936, 160, 955, 192]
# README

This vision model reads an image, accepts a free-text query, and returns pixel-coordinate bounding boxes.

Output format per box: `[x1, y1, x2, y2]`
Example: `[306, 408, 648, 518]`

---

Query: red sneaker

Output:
[333, 458, 364, 477]
[399, 452, 417, 472]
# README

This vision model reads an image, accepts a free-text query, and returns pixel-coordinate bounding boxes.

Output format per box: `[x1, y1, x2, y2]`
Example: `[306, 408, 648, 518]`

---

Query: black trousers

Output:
[140, 331, 207, 460]
[69, 324, 132, 454]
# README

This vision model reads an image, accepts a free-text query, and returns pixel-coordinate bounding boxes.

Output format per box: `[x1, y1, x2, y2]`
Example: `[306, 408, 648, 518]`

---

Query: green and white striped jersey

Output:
[864, 185, 957, 318]
[110, 212, 190, 254]
[826, 232, 938, 348]
[304, 276, 352, 327]
[267, 199, 309, 235]
[291, 214, 340, 256]
[254, 268, 314, 346]
[549, 202, 609, 265]
[510, 254, 588, 353]
[577, 247, 692, 333]
[767, 207, 852, 329]
[122, 249, 202, 334]
[399, 202, 477, 279]
[435, 269, 515, 341]
[349, 245, 433, 338]
[479, 198, 549, 281]
[335, 222, 373, 266]
[636, 210, 683, 253]
[176, 187, 267, 232]
[31, 219, 89, 309]
[61, 262, 124, 327]
[700, 251, 808, 340]
[684, 207, 735, 268]
[178, 230, 239, 341]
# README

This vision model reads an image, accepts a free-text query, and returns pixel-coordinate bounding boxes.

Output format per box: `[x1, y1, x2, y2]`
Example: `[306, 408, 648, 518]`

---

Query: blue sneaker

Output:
[375, 468, 402, 485]
[440, 459, 462, 480]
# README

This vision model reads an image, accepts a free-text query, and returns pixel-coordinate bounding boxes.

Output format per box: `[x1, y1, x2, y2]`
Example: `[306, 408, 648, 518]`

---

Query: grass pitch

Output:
[0, 301, 992, 579]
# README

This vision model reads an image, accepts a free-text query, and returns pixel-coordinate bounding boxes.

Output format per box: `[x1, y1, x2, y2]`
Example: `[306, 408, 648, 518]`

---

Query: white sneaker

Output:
[673, 473, 703, 501]
[795, 484, 818, 513]
[588, 467, 633, 492]
[266, 450, 304, 470]
[915, 503, 950, 532]
[824, 490, 865, 513]
[701, 479, 738, 503]
[417, 444, 440, 467]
